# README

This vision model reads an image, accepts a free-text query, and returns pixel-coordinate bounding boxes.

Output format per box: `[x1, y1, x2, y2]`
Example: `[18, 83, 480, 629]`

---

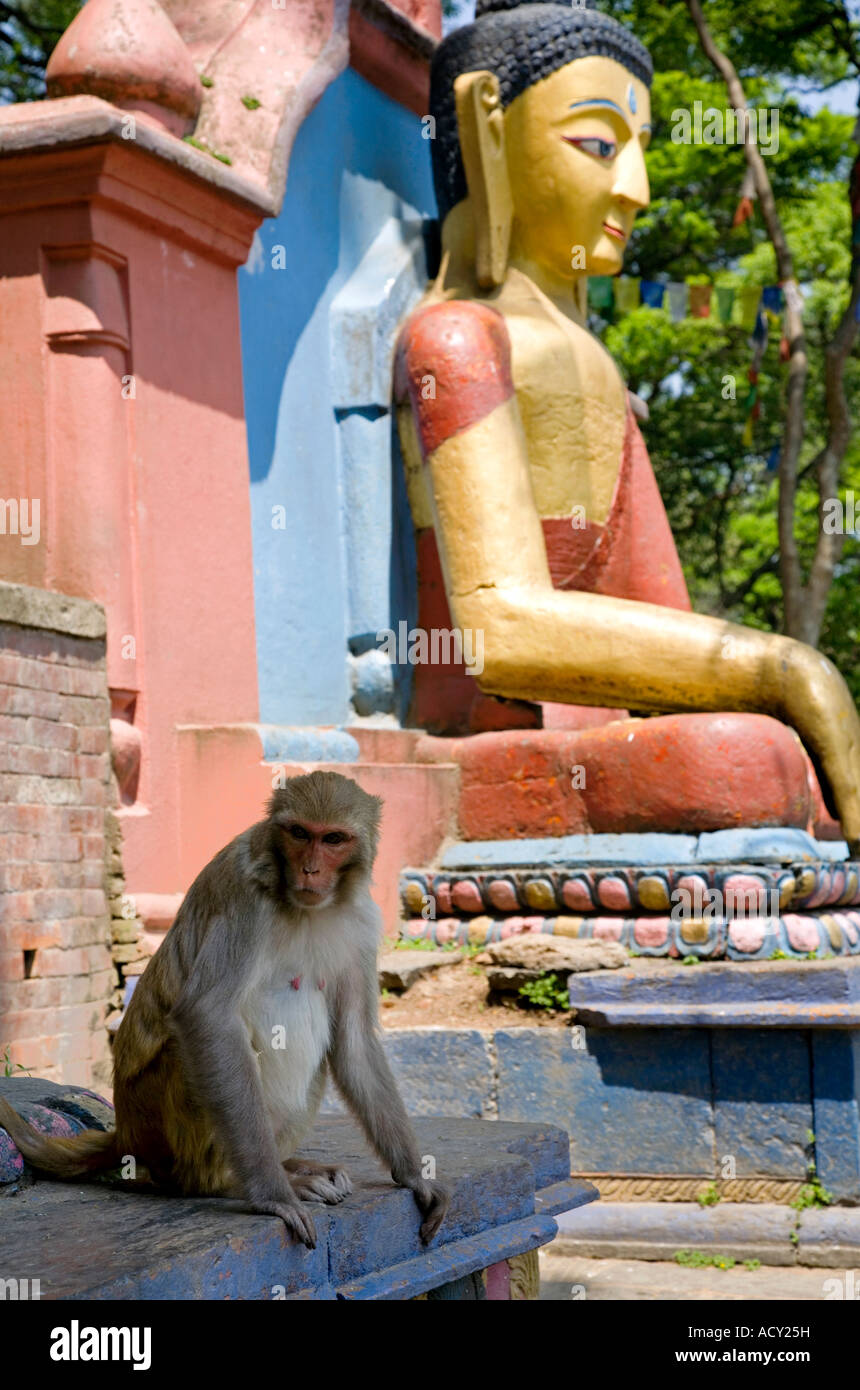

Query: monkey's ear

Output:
[364, 793, 384, 859]
[247, 818, 281, 893]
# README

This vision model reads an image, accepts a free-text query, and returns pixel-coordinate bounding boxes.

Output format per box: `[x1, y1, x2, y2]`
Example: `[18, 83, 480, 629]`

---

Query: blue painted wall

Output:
[238, 68, 436, 726]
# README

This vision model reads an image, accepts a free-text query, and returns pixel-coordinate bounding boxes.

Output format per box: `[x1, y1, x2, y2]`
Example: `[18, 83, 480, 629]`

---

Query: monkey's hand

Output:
[407, 1178, 450, 1245]
[246, 1182, 317, 1249]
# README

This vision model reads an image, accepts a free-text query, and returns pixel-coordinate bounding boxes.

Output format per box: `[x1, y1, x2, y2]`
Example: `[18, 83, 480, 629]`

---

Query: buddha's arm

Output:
[397, 299, 860, 845]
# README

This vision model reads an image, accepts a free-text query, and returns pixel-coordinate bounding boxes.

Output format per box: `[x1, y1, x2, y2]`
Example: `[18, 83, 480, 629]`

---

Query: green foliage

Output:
[2, 1046, 31, 1078]
[674, 1247, 758, 1271]
[791, 1179, 834, 1210]
[393, 936, 459, 951]
[681, 954, 701, 966]
[200, 75, 214, 89]
[675, 1249, 736, 1269]
[0, 0, 82, 104]
[241, 95, 261, 110]
[593, 1, 860, 693]
[697, 1182, 721, 1207]
[517, 972, 570, 1012]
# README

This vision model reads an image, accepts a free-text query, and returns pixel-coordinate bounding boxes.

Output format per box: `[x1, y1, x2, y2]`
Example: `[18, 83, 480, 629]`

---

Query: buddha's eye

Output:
[563, 136, 617, 160]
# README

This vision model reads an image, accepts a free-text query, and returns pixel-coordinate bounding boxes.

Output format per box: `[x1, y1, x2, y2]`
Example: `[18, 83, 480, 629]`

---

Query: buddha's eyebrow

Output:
[568, 98, 630, 127]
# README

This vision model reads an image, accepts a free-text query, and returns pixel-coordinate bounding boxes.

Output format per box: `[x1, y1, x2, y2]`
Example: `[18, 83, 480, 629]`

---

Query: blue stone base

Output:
[349, 963, 860, 1203]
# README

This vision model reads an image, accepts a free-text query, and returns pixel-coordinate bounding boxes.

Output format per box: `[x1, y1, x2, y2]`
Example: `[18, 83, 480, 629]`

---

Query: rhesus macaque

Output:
[0, 772, 449, 1248]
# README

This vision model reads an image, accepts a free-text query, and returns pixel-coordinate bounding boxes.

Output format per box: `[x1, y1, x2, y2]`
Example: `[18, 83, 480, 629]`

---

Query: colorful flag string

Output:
[588, 277, 788, 328]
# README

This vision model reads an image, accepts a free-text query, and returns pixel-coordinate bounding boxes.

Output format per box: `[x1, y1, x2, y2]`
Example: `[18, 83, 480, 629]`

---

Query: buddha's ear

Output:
[454, 71, 512, 289]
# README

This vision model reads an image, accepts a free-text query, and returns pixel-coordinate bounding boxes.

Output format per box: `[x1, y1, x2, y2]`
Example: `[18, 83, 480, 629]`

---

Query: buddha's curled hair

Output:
[430, 0, 652, 219]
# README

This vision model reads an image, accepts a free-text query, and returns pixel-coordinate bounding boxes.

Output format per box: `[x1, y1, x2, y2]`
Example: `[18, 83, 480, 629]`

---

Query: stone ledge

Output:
[0, 95, 275, 216]
[566, 958, 860, 1027]
[0, 581, 106, 642]
[0, 1108, 595, 1300]
[552, 1201, 860, 1269]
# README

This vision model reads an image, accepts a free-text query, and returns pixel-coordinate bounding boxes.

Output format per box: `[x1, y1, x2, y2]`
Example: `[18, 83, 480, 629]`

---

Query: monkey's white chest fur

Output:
[239, 905, 363, 1154]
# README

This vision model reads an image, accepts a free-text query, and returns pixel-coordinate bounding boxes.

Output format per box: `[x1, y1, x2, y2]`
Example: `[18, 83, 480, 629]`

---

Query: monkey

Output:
[0, 772, 450, 1249]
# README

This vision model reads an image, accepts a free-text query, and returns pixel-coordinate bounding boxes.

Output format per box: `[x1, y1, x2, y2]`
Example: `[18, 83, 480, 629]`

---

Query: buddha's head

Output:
[430, 0, 652, 291]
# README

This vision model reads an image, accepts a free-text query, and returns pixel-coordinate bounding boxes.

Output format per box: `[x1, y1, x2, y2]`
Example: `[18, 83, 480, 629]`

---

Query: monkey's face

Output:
[280, 821, 358, 911]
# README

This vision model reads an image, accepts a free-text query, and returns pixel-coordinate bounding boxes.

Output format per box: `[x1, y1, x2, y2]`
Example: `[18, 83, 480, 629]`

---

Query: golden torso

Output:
[397, 265, 628, 531]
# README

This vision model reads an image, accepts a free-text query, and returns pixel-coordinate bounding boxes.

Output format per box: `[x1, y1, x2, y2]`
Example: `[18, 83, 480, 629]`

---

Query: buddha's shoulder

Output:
[394, 296, 514, 403]
[396, 296, 510, 362]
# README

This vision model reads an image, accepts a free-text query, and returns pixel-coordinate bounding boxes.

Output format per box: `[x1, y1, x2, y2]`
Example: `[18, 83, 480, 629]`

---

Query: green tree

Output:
[1, 0, 81, 104]
[595, 0, 860, 698]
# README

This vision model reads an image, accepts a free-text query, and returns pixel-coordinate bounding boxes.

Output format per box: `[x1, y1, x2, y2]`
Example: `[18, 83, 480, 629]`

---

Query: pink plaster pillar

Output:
[0, 102, 265, 897]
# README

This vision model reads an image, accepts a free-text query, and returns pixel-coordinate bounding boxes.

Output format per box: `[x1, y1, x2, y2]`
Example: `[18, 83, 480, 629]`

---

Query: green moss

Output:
[182, 135, 233, 165]
[675, 1249, 735, 1270]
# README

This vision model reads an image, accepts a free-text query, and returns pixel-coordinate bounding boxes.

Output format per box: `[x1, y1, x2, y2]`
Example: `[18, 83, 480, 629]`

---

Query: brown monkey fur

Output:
[0, 772, 449, 1249]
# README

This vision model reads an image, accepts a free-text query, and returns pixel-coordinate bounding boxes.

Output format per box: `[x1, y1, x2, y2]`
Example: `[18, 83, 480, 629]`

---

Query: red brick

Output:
[58, 694, 110, 726]
[0, 861, 103, 891]
[34, 944, 112, 977]
[76, 726, 109, 755]
[6, 744, 78, 778]
[0, 683, 63, 720]
[0, 805, 73, 833]
[4, 626, 104, 670]
[10, 1037, 61, 1071]
[4, 923, 62, 951]
[0, 713, 27, 744]
[0, 774, 80, 805]
[54, 916, 111, 949]
[72, 752, 109, 781]
[56, 1031, 98, 1063]
[1, 891, 35, 921]
[0, 655, 105, 697]
[24, 717, 78, 750]
[79, 780, 108, 807]
[0, 951, 24, 981]
[0, 833, 34, 860]
[9, 968, 114, 1008]
[30, 888, 86, 920]
[31, 834, 84, 863]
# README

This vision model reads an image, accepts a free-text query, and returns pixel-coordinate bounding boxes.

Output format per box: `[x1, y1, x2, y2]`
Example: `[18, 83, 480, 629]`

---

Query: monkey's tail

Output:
[0, 1097, 120, 1179]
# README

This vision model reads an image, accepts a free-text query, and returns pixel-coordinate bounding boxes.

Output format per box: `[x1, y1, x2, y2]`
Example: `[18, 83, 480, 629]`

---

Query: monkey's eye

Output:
[322, 832, 349, 845]
[287, 824, 310, 841]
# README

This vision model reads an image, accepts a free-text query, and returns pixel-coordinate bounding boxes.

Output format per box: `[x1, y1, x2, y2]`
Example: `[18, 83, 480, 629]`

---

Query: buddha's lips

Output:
[603, 222, 626, 241]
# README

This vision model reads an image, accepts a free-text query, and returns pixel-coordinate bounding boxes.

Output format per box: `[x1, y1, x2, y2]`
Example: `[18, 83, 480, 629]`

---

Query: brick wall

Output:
[0, 582, 114, 1088]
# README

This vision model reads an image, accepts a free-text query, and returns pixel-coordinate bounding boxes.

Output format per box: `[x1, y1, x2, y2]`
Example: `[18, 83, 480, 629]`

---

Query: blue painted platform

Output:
[0, 1116, 594, 1300]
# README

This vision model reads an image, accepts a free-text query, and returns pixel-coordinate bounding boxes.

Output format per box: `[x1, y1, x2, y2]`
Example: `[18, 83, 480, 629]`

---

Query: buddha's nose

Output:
[611, 141, 649, 211]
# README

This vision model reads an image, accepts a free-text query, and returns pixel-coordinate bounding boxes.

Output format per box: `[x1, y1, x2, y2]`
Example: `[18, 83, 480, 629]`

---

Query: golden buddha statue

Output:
[394, 0, 860, 850]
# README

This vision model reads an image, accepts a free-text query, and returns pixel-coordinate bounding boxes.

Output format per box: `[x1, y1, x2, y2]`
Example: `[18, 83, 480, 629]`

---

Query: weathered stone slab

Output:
[810, 1032, 860, 1202]
[0, 1114, 595, 1300]
[477, 935, 627, 972]
[378, 949, 462, 991]
[565, 957, 860, 1027]
[795, 1206, 860, 1268]
[495, 1028, 715, 1175]
[553, 1201, 799, 1265]
[321, 1029, 494, 1120]
[712, 1030, 812, 1178]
